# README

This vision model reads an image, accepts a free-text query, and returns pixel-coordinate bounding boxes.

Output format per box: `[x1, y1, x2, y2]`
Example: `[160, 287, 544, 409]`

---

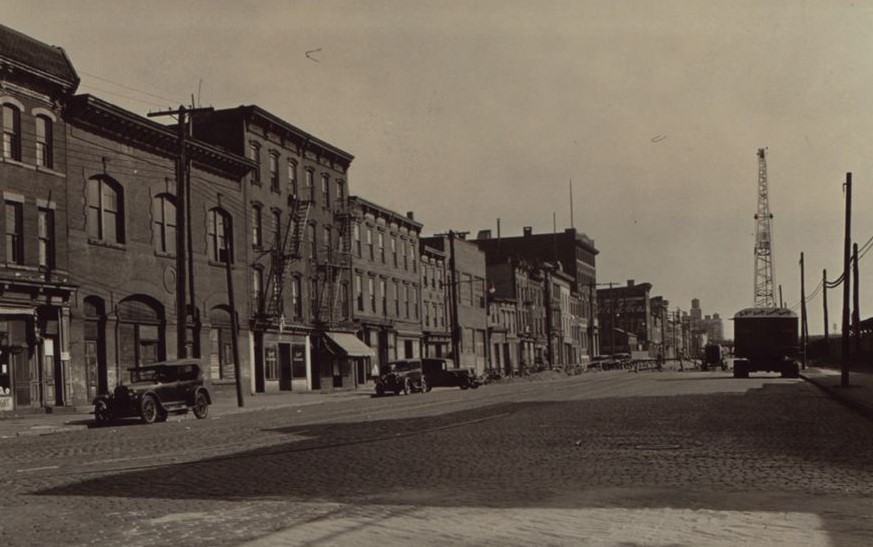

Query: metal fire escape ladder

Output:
[263, 199, 312, 321]
[753, 147, 776, 308]
[314, 199, 354, 327]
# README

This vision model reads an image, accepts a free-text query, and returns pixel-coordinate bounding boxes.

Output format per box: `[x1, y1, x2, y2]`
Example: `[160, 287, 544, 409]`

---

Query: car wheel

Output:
[460, 382, 469, 390]
[419, 377, 428, 394]
[94, 400, 112, 425]
[403, 377, 412, 395]
[140, 395, 158, 424]
[470, 382, 480, 389]
[192, 392, 209, 419]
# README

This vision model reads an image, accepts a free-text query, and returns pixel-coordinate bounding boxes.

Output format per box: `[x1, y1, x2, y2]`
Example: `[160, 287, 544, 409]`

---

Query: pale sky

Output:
[7, 0, 873, 339]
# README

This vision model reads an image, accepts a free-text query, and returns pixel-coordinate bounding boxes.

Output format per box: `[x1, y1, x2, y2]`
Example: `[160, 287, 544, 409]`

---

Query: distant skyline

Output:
[6, 0, 873, 339]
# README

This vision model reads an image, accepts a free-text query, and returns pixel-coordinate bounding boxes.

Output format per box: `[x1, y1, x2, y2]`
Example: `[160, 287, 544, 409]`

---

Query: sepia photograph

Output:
[1, 1, 873, 545]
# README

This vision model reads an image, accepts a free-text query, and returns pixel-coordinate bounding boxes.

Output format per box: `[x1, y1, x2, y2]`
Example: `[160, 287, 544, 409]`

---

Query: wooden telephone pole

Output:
[148, 105, 214, 359]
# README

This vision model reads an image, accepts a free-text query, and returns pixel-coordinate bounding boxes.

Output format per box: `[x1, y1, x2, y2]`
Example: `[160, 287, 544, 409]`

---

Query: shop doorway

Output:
[278, 343, 292, 391]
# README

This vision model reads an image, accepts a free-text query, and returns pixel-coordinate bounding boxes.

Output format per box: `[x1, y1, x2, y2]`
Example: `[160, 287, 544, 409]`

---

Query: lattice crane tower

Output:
[753, 147, 776, 307]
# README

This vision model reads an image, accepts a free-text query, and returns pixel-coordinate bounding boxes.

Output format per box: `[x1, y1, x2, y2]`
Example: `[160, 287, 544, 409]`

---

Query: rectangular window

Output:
[35, 116, 53, 168]
[288, 160, 298, 196]
[367, 228, 374, 259]
[354, 224, 361, 256]
[308, 224, 316, 259]
[5, 201, 23, 264]
[269, 153, 279, 192]
[252, 268, 263, 314]
[38, 208, 54, 269]
[265, 345, 278, 381]
[249, 143, 261, 185]
[355, 274, 363, 311]
[380, 279, 387, 314]
[292, 276, 302, 319]
[410, 241, 417, 272]
[321, 174, 329, 207]
[391, 236, 397, 266]
[404, 285, 410, 318]
[378, 232, 385, 263]
[394, 280, 400, 316]
[252, 206, 262, 248]
[335, 180, 344, 202]
[412, 286, 419, 319]
[368, 277, 376, 312]
[305, 170, 314, 200]
[272, 211, 281, 245]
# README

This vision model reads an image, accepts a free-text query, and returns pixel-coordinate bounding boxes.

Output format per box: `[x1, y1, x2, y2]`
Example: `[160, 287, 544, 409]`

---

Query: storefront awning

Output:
[325, 332, 376, 358]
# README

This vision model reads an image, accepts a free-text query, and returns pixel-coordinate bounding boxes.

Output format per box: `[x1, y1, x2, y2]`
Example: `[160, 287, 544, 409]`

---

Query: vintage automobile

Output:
[374, 359, 426, 396]
[421, 358, 480, 390]
[93, 359, 213, 425]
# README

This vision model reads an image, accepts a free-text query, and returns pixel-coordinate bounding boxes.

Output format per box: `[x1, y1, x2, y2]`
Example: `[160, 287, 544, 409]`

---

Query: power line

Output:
[79, 70, 184, 105]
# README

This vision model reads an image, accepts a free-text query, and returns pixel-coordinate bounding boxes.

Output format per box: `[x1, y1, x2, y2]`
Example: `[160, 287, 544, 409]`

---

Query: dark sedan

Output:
[93, 359, 212, 424]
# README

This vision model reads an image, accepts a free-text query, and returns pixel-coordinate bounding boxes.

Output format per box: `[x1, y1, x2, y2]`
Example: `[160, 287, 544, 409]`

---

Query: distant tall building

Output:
[702, 313, 725, 343]
[690, 298, 702, 330]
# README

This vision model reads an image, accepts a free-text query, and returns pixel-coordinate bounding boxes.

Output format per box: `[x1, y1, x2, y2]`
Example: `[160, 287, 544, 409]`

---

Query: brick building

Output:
[487, 296, 518, 376]
[349, 197, 422, 381]
[192, 106, 363, 392]
[486, 258, 546, 372]
[598, 280, 653, 357]
[420, 243, 450, 358]
[64, 95, 254, 402]
[474, 227, 599, 360]
[421, 233, 488, 375]
[0, 24, 78, 413]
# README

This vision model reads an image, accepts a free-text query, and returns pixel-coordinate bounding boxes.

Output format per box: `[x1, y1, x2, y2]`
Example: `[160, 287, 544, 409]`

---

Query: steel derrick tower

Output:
[753, 147, 776, 308]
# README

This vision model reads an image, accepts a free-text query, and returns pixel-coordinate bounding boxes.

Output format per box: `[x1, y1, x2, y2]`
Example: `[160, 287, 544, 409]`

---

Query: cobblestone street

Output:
[2, 371, 873, 546]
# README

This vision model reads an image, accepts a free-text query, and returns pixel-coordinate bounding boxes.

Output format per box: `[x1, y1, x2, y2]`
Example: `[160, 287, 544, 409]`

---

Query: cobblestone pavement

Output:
[2, 371, 873, 546]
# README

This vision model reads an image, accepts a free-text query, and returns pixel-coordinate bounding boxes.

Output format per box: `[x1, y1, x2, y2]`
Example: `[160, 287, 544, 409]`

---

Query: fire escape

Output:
[258, 197, 312, 327]
[312, 197, 354, 327]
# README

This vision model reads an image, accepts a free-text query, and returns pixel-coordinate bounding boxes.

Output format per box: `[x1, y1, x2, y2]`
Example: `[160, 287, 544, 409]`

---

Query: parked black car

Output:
[374, 359, 426, 396]
[93, 359, 212, 425]
[421, 358, 480, 390]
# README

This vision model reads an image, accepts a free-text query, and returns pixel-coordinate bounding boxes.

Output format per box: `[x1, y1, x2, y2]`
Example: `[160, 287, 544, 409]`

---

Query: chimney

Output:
[627, 279, 635, 287]
[523, 226, 533, 237]
[406, 211, 415, 221]
[477, 229, 492, 240]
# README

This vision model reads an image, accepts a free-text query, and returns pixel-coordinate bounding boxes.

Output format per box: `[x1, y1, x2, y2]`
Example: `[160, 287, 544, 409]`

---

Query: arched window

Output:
[208, 208, 232, 263]
[2, 104, 21, 161]
[35, 115, 53, 168]
[118, 296, 165, 366]
[87, 176, 125, 244]
[152, 194, 176, 255]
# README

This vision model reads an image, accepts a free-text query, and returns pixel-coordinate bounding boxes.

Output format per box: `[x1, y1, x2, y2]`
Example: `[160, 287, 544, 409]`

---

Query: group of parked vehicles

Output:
[373, 357, 481, 396]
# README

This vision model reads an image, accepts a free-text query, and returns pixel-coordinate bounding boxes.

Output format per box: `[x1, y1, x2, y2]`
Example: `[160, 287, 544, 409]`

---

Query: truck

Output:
[732, 307, 800, 378]
[702, 343, 726, 371]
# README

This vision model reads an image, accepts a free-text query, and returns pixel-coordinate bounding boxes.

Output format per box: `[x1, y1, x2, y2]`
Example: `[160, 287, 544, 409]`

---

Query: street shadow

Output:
[33, 382, 873, 546]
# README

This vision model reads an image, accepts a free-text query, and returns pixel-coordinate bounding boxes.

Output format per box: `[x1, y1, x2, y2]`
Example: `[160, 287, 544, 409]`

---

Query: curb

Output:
[800, 372, 873, 422]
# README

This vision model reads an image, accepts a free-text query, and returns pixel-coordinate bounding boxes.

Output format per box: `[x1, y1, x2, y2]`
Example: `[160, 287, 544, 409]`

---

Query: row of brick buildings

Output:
[0, 25, 616, 414]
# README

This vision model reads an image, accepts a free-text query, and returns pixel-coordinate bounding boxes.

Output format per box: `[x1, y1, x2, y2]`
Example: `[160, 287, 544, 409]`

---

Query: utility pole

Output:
[800, 252, 808, 369]
[222, 209, 244, 408]
[841, 172, 852, 387]
[853, 242, 861, 358]
[823, 268, 829, 355]
[778, 285, 783, 308]
[148, 105, 214, 359]
[446, 231, 461, 367]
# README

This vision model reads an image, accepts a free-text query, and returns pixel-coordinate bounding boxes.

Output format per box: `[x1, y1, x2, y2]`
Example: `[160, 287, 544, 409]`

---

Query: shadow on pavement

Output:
[33, 381, 873, 546]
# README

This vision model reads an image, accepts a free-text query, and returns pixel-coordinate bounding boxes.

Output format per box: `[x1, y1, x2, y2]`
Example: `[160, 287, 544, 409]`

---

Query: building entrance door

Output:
[278, 343, 292, 391]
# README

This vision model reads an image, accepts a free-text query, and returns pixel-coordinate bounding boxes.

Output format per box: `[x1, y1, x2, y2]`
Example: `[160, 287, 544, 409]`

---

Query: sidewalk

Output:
[0, 384, 375, 439]
[800, 366, 873, 421]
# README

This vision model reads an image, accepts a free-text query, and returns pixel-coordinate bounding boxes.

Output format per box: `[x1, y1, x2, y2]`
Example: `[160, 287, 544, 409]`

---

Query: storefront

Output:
[324, 331, 375, 387]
